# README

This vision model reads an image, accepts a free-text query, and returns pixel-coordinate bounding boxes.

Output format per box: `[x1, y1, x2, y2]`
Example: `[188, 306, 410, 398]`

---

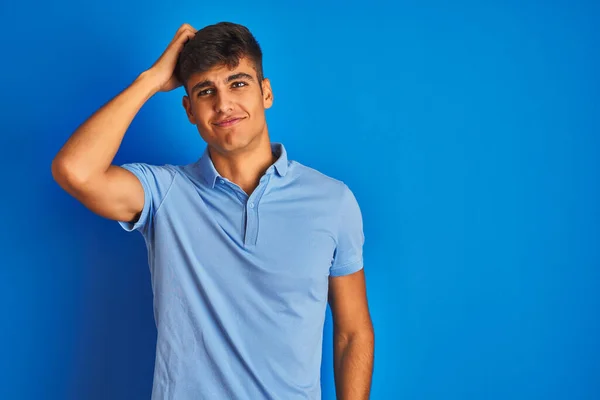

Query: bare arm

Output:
[51, 23, 197, 223]
[329, 269, 375, 400]
[51, 73, 157, 223]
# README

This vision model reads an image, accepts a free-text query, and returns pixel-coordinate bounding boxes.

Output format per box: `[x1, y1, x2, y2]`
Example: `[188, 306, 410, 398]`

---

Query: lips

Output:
[213, 117, 245, 127]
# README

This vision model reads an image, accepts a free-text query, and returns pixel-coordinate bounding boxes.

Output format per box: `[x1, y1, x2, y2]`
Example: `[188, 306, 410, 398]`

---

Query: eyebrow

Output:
[190, 72, 255, 95]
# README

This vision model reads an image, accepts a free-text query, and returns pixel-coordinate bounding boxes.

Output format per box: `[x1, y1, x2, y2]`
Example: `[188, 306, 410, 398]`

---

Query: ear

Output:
[262, 78, 273, 109]
[182, 95, 197, 124]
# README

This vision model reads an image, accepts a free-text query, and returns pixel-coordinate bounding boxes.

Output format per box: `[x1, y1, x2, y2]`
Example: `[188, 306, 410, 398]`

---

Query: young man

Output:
[52, 22, 374, 400]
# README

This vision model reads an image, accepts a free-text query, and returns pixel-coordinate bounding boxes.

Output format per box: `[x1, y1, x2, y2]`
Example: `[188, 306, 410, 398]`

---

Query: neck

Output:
[208, 135, 276, 195]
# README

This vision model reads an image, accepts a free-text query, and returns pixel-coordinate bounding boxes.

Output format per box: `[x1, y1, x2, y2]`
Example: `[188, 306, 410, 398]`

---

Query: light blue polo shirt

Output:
[118, 142, 364, 400]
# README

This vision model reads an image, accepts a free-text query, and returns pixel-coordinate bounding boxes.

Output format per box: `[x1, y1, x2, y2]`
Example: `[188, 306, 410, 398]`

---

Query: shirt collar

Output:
[196, 142, 288, 188]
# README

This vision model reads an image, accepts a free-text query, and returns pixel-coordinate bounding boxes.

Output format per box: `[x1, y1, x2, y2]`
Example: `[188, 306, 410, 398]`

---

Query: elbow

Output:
[354, 328, 375, 344]
[51, 156, 72, 187]
[51, 156, 68, 187]
[51, 156, 89, 189]
[335, 326, 375, 346]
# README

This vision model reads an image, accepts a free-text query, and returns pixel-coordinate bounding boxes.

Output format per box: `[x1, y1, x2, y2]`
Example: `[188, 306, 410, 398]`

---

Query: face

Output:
[182, 57, 273, 155]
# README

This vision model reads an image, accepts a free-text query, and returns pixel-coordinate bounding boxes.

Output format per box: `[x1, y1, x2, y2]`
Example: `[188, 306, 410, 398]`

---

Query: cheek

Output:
[250, 95, 266, 114]
[192, 106, 212, 127]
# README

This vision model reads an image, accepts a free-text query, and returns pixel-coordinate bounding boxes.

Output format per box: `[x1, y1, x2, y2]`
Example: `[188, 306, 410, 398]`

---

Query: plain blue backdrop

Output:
[1, 0, 598, 399]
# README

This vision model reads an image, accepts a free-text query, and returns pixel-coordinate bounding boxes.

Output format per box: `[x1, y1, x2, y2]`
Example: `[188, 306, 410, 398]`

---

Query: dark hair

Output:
[175, 22, 264, 94]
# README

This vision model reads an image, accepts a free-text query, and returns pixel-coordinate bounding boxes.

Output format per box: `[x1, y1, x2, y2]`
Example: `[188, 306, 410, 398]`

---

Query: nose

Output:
[213, 91, 234, 114]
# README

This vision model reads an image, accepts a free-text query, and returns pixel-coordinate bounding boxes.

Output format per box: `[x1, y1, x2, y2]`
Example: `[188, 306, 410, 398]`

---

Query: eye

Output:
[198, 88, 213, 97]
[232, 81, 247, 88]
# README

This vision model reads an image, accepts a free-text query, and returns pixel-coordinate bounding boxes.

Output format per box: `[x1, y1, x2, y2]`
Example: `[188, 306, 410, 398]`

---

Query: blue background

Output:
[1, 0, 598, 399]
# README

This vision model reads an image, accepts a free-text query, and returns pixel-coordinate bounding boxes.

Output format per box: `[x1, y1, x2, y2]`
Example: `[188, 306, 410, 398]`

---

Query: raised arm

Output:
[51, 23, 196, 223]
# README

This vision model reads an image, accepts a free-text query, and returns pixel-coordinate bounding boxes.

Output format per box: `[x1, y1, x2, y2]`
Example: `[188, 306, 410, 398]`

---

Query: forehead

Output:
[188, 57, 258, 85]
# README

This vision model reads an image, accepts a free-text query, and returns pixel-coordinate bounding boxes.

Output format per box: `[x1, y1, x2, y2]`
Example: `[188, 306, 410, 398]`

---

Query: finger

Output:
[168, 24, 194, 46]
[164, 30, 195, 60]
[175, 29, 196, 47]
[178, 23, 197, 35]
[184, 23, 197, 32]
[177, 23, 189, 33]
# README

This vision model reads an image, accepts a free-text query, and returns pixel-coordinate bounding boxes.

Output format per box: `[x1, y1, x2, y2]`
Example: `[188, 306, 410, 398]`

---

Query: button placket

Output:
[243, 173, 272, 247]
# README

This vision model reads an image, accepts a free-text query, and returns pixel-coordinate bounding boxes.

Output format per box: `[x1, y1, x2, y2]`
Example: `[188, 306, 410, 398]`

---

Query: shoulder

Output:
[287, 161, 362, 224]
[123, 161, 200, 182]
[288, 160, 348, 197]
[119, 161, 204, 197]
[120, 162, 178, 185]
[121, 161, 179, 175]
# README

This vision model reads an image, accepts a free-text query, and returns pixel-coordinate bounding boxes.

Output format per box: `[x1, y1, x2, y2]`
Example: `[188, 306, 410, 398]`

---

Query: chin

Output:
[202, 126, 263, 151]
[206, 135, 247, 153]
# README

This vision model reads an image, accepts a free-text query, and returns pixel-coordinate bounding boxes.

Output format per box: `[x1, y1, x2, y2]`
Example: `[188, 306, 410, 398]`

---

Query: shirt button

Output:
[249, 202, 255, 209]
[219, 179, 225, 184]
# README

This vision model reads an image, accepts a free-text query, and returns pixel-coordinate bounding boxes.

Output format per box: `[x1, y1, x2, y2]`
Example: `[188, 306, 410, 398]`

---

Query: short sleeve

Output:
[117, 162, 176, 234]
[329, 185, 365, 277]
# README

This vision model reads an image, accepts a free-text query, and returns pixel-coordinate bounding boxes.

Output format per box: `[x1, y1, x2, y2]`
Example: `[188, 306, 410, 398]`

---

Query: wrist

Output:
[135, 70, 162, 96]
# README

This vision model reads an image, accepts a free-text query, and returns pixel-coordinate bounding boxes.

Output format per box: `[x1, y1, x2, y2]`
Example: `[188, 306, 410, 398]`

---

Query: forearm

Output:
[333, 332, 375, 400]
[52, 71, 159, 182]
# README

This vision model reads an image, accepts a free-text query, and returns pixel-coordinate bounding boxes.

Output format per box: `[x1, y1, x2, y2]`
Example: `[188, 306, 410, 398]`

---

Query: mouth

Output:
[213, 117, 245, 128]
